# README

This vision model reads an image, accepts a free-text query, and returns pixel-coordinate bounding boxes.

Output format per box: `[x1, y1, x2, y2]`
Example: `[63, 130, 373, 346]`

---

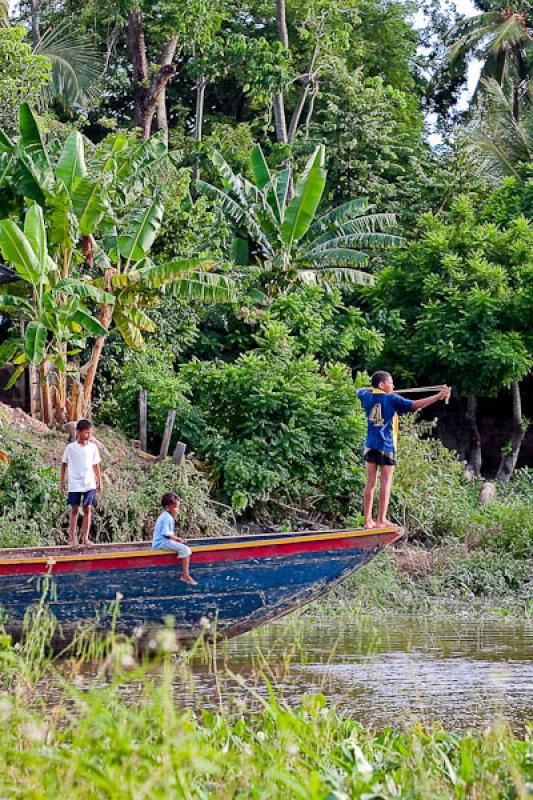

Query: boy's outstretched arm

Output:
[411, 386, 450, 411]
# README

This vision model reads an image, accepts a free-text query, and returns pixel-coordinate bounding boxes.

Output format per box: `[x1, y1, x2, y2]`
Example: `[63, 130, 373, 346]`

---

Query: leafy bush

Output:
[90, 458, 234, 543]
[467, 503, 533, 559]
[0, 454, 61, 516]
[391, 417, 473, 541]
[437, 549, 531, 599]
[182, 322, 367, 512]
[96, 345, 200, 449]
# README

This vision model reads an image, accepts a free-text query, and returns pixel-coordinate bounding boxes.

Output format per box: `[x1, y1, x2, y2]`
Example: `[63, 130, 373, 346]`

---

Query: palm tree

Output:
[465, 77, 533, 178]
[0, 1, 8, 27]
[34, 23, 104, 110]
[0, 2, 103, 111]
[198, 144, 402, 294]
[448, 3, 533, 121]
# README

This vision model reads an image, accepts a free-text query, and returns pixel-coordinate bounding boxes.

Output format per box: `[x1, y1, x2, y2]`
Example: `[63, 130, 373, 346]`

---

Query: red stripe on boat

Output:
[0, 532, 398, 576]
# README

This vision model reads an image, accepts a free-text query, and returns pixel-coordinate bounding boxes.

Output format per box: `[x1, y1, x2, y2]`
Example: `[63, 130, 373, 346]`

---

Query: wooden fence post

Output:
[159, 409, 176, 459]
[139, 389, 148, 452]
[173, 440, 186, 465]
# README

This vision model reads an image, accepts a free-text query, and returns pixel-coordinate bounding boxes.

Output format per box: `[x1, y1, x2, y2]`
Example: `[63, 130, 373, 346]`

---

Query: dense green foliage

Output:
[366, 195, 533, 393]
[0, 26, 50, 135]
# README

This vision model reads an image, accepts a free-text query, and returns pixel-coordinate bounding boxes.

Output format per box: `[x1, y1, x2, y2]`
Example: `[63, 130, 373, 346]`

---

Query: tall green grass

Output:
[0, 616, 531, 799]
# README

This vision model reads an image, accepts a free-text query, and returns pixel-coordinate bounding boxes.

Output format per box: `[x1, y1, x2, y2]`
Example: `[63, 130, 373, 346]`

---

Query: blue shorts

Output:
[154, 540, 192, 558]
[67, 490, 97, 507]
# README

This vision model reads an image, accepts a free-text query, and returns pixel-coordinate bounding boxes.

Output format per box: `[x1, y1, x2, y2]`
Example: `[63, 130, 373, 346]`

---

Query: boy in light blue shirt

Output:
[152, 492, 197, 585]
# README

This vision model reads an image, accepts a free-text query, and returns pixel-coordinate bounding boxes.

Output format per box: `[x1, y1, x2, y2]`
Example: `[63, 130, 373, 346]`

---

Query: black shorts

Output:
[364, 449, 396, 466]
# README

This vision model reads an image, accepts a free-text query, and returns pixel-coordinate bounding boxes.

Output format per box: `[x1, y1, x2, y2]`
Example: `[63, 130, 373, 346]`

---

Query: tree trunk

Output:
[28, 364, 41, 419]
[465, 391, 482, 476]
[39, 359, 53, 426]
[191, 77, 207, 192]
[79, 268, 116, 418]
[287, 42, 319, 143]
[127, 12, 176, 140]
[155, 36, 180, 145]
[80, 303, 114, 419]
[30, 0, 41, 46]
[512, 82, 520, 124]
[276, 0, 289, 49]
[496, 381, 527, 482]
[272, 0, 289, 144]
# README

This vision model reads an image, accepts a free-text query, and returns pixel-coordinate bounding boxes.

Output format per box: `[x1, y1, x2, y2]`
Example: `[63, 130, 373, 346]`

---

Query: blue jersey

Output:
[357, 389, 413, 454]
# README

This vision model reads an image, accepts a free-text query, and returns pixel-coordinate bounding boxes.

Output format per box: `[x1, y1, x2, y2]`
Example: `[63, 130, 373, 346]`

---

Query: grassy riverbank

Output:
[0, 623, 531, 800]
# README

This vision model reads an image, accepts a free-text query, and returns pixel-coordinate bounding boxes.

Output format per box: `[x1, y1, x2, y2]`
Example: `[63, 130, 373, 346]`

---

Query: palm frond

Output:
[35, 22, 104, 108]
[137, 257, 214, 289]
[197, 180, 274, 258]
[165, 272, 239, 303]
[465, 78, 533, 179]
[486, 15, 531, 56]
[307, 213, 398, 250]
[296, 267, 375, 288]
[303, 248, 369, 267]
[448, 12, 503, 62]
[303, 231, 403, 258]
[311, 198, 371, 231]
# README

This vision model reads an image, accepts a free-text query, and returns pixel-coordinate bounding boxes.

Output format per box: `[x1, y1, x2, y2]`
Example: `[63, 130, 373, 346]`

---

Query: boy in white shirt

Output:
[60, 419, 102, 547]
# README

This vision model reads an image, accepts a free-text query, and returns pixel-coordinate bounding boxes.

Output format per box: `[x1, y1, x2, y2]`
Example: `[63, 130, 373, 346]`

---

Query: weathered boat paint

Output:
[0, 527, 400, 642]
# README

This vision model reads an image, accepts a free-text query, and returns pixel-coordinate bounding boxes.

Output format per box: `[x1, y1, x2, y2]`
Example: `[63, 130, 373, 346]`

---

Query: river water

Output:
[188, 613, 533, 733]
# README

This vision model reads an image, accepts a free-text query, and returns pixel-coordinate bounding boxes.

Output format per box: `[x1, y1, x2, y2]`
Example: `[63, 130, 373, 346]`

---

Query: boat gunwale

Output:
[0, 526, 399, 566]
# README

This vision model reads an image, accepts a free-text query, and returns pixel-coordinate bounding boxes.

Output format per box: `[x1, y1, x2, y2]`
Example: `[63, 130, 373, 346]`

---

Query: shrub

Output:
[182, 323, 367, 512]
[391, 417, 473, 541]
[95, 345, 200, 449]
[437, 549, 531, 600]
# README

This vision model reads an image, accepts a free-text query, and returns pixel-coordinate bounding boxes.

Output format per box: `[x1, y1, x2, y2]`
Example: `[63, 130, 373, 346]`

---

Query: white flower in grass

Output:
[350, 743, 373, 781]
[256, 731, 266, 742]
[0, 695, 12, 720]
[20, 720, 47, 744]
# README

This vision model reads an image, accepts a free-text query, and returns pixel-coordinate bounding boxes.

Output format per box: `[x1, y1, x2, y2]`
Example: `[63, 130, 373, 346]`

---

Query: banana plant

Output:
[78, 194, 238, 418]
[0, 204, 113, 424]
[0, 104, 170, 273]
[198, 144, 402, 293]
[0, 105, 238, 418]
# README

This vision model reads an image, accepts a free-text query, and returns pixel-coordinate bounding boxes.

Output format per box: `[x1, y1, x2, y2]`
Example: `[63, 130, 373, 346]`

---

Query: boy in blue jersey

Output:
[357, 371, 450, 529]
[152, 492, 197, 585]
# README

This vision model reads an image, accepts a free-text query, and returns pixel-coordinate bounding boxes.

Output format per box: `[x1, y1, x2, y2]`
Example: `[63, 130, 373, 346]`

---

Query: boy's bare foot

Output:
[376, 519, 397, 529]
[82, 540, 95, 547]
[364, 520, 376, 529]
[180, 576, 198, 586]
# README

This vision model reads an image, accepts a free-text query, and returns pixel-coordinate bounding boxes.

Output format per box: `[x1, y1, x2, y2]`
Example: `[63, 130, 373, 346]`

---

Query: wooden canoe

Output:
[0, 526, 400, 643]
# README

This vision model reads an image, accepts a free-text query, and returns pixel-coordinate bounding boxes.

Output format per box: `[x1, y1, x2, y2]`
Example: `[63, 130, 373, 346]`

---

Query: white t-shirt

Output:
[61, 441, 101, 492]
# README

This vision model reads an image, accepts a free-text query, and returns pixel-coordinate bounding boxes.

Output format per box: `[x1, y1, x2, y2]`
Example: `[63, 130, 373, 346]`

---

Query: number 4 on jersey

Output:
[369, 402, 384, 427]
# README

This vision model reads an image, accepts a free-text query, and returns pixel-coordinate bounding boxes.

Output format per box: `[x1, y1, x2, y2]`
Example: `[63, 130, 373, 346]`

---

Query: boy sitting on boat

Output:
[152, 492, 197, 585]
[60, 419, 102, 547]
[357, 372, 450, 529]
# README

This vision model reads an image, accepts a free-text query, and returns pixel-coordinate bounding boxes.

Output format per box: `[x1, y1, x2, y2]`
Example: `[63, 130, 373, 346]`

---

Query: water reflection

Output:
[204, 614, 533, 732]
[45, 613, 532, 733]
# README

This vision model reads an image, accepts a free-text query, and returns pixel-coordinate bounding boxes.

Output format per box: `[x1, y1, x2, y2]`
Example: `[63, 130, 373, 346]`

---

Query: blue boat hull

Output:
[0, 528, 399, 642]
